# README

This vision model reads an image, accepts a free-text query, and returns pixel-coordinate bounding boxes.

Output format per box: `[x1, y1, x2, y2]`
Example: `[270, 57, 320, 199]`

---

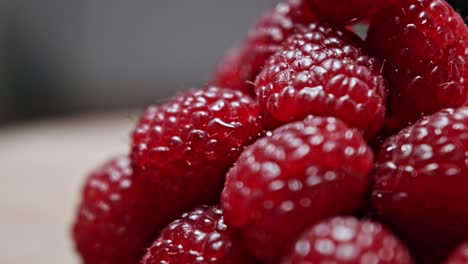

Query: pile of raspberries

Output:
[72, 0, 468, 263]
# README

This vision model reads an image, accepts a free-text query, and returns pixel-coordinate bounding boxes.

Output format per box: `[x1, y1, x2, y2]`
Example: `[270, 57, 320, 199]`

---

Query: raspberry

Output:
[141, 206, 255, 264]
[372, 107, 468, 263]
[306, 0, 392, 25]
[131, 86, 263, 230]
[281, 216, 414, 264]
[212, 44, 254, 96]
[211, 0, 317, 95]
[255, 23, 387, 139]
[72, 156, 167, 264]
[221, 116, 373, 261]
[445, 242, 468, 264]
[366, 0, 468, 132]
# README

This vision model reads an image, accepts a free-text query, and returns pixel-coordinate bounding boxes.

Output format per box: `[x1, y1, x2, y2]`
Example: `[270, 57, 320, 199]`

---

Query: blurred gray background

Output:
[0, 0, 276, 125]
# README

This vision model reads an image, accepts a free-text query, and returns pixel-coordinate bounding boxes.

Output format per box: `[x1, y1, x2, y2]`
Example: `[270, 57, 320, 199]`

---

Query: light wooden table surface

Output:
[0, 111, 139, 263]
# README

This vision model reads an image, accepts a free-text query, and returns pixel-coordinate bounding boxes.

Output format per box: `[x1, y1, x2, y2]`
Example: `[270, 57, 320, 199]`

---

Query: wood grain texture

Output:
[0, 111, 138, 263]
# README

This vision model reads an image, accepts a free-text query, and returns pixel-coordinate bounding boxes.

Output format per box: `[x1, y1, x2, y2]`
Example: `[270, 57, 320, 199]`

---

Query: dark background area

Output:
[447, 0, 468, 17]
[0, 0, 276, 126]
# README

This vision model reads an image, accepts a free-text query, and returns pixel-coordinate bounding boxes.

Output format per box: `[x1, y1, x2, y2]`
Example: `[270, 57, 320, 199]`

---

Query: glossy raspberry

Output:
[256, 23, 386, 139]
[372, 107, 468, 263]
[221, 116, 373, 261]
[282, 216, 414, 264]
[306, 0, 392, 25]
[366, 0, 468, 132]
[141, 206, 255, 264]
[212, 44, 254, 95]
[445, 242, 468, 264]
[131, 86, 263, 228]
[73, 156, 166, 264]
[212, 0, 317, 95]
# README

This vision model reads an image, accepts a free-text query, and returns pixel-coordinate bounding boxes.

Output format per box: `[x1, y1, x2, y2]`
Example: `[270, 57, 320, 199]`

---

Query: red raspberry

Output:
[372, 107, 468, 263]
[221, 116, 374, 261]
[212, 44, 254, 96]
[131, 86, 263, 229]
[72, 156, 167, 264]
[212, 0, 317, 95]
[445, 242, 468, 264]
[255, 23, 387, 139]
[306, 0, 392, 25]
[366, 0, 468, 132]
[141, 206, 255, 264]
[281, 216, 414, 264]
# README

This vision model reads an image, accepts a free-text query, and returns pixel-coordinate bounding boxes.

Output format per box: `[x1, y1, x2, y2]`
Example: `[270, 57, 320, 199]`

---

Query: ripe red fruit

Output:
[73, 156, 168, 264]
[366, 0, 468, 132]
[306, 0, 392, 25]
[140, 206, 255, 264]
[445, 242, 468, 264]
[221, 116, 374, 261]
[131, 86, 263, 230]
[281, 216, 414, 264]
[212, 0, 318, 95]
[212, 44, 254, 96]
[372, 107, 468, 263]
[256, 23, 386, 139]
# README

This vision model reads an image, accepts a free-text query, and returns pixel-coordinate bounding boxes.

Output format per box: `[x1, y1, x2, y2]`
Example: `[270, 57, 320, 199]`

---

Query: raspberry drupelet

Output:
[444, 242, 468, 264]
